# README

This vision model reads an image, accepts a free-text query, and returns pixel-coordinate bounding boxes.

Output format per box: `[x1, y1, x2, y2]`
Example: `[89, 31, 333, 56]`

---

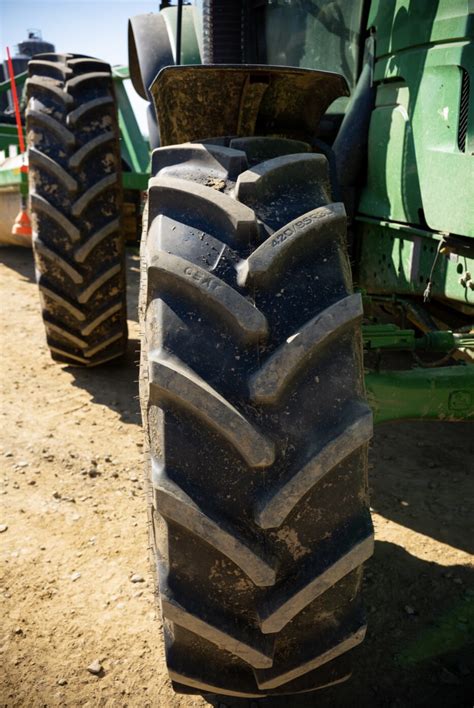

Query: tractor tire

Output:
[26, 53, 127, 366]
[140, 137, 374, 698]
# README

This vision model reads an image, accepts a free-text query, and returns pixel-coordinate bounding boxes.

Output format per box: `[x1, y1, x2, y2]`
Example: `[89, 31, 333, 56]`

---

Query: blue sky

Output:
[1, 0, 166, 133]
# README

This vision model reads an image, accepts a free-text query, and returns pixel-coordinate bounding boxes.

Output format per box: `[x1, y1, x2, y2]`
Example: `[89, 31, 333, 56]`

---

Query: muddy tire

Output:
[26, 53, 127, 366]
[140, 137, 374, 698]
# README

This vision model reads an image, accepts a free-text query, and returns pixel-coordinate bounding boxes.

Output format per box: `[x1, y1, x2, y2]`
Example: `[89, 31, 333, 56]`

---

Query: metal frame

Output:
[366, 366, 474, 424]
[111, 66, 150, 190]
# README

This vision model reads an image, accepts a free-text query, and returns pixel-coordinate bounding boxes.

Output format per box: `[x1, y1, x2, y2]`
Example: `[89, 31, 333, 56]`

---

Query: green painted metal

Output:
[356, 218, 474, 310]
[112, 66, 150, 190]
[360, 0, 473, 238]
[0, 123, 20, 154]
[365, 365, 474, 424]
[363, 324, 416, 350]
[161, 5, 201, 65]
[0, 70, 27, 96]
[362, 323, 456, 352]
[363, 324, 473, 352]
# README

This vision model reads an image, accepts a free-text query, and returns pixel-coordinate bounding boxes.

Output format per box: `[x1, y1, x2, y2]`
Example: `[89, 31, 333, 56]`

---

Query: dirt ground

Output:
[1, 246, 473, 708]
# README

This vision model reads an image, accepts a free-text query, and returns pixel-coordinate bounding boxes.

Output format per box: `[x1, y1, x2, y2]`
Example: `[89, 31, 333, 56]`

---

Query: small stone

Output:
[453, 577, 463, 585]
[130, 573, 144, 584]
[4, 451, 13, 457]
[57, 678, 67, 686]
[17, 461, 29, 468]
[14, 626, 23, 635]
[399, 500, 409, 507]
[129, 476, 138, 483]
[28, 480, 36, 486]
[404, 605, 416, 615]
[86, 659, 103, 675]
[88, 468, 100, 478]
[53, 491, 61, 499]
[70, 572, 81, 582]
[0, 524, 8, 533]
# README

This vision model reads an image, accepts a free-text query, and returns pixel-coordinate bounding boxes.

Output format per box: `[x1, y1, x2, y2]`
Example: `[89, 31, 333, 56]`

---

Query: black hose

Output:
[176, 0, 183, 65]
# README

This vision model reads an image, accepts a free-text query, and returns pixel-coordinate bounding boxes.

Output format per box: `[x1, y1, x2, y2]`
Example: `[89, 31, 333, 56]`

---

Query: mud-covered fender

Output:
[150, 65, 349, 147]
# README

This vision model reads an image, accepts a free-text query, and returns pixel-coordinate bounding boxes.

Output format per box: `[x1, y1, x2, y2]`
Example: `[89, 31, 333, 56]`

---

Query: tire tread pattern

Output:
[27, 52, 127, 366]
[140, 139, 373, 697]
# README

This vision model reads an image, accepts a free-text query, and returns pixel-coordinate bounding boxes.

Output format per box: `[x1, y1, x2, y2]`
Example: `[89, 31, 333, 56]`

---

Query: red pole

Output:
[6, 46, 26, 154]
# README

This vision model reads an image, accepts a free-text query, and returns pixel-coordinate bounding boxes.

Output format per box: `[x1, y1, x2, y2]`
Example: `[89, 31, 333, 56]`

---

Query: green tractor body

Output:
[142, 0, 473, 425]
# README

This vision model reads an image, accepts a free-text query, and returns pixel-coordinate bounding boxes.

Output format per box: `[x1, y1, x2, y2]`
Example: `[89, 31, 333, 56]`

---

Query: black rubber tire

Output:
[26, 53, 127, 366]
[140, 137, 374, 698]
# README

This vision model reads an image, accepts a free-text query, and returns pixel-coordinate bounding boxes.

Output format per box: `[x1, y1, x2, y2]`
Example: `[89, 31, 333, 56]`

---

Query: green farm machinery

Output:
[4, 0, 474, 699]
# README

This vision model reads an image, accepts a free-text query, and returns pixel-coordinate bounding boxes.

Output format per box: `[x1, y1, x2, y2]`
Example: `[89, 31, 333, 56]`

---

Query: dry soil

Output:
[1, 247, 473, 707]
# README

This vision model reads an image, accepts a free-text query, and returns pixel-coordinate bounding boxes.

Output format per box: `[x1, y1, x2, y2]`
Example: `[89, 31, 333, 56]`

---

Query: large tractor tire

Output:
[26, 53, 127, 366]
[140, 137, 374, 698]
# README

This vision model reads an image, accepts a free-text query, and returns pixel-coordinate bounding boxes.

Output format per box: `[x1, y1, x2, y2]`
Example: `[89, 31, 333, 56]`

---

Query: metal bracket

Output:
[365, 365, 474, 424]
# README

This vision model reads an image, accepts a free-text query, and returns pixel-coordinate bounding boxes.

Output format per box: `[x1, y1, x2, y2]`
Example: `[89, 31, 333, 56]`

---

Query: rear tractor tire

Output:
[26, 53, 127, 366]
[140, 137, 374, 697]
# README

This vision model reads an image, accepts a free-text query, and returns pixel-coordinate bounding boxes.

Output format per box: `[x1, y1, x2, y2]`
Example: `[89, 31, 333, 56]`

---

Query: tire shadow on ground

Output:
[0, 246, 35, 282]
[204, 541, 474, 708]
[370, 422, 474, 555]
[66, 337, 142, 425]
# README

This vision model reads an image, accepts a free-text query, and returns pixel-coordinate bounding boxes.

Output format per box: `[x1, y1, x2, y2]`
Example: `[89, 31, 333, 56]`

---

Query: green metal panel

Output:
[0, 71, 27, 97]
[112, 67, 150, 188]
[358, 83, 422, 224]
[161, 5, 201, 65]
[367, 0, 472, 58]
[366, 365, 474, 424]
[360, 0, 474, 237]
[356, 218, 474, 309]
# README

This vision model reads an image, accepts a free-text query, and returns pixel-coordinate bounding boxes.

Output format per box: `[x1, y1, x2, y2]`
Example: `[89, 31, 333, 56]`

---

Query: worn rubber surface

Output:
[140, 137, 373, 698]
[26, 53, 127, 366]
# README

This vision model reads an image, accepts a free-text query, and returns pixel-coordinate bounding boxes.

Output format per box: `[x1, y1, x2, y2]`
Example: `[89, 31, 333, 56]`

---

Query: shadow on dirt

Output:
[370, 422, 474, 555]
[67, 336, 142, 425]
[64, 249, 141, 423]
[205, 541, 474, 708]
[0, 246, 35, 282]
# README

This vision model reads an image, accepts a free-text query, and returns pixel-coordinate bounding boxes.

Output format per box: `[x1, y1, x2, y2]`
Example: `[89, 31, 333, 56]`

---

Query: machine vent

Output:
[458, 67, 469, 152]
